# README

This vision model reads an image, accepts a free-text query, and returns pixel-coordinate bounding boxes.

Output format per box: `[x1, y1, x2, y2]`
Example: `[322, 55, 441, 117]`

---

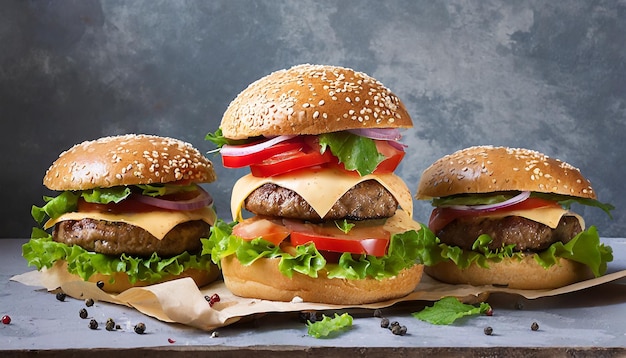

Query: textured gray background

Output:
[1, 0, 624, 238]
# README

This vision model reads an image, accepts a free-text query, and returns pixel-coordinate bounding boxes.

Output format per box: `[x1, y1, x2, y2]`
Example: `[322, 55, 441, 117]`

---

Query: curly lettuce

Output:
[201, 219, 430, 280]
[417, 226, 612, 277]
[22, 229, 213, 284]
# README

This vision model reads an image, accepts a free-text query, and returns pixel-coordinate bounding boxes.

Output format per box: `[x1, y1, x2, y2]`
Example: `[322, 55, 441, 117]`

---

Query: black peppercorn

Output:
[85, 298, 94, 307]
[106, 318, 116, 331]
[134, 322, 146, 334]
[388, 321, 400, 330]
[391, 325, 408, 336]
[79, 308, 88, 319]
[96, 281, 105, 289]
[380, 317, 390, 328]
[55, 292, 66, 302]
[373, 309, 383, 318]
[531, 322, 539, 331]
[89, 319, 98, 330]
[484, 326, 493, 335]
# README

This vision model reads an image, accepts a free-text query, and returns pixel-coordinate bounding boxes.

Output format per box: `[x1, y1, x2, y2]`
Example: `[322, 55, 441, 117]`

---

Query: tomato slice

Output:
[232, 216, 291, 246]
[285, 220, 390, 257]
[326, 139, 405, 175]
[428, 197, 562, 233]
[373, 140, 405, 174]
[250, 144, 333, 177]
[222, 139, 304, 168]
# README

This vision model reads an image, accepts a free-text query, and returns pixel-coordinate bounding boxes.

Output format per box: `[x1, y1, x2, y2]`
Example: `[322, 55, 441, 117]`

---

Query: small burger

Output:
[23, 134, 220, 292]
[415, 145, 614, 289]
[203, 64, 428, 304]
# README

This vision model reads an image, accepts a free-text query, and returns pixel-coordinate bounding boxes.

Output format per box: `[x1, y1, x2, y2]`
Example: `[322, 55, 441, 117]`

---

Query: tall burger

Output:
[415, 145, 614, 289]
[23, 134, 220, 292]
[203, 64, 429, 304]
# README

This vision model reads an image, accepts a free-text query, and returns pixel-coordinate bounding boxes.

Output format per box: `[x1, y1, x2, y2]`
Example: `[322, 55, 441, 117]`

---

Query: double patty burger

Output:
[416, 145, 614, 289]
[203, 64, 428, 304]
[23, 134, 220, 292]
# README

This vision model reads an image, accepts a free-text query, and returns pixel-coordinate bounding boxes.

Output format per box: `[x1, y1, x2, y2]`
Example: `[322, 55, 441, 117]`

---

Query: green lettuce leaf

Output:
[412, 297, 491, 325]
[530, 192, 615, 219]
[81, 187, 131, 204]
[31, 191, 79, 224]
[136, 183, 198, 197]
[307, 313, 353, 338]
[22, 233, 214, 284]
[417, 226, 612, 277]
[318, 132, 385, 176]
[201, 219, 431, 280]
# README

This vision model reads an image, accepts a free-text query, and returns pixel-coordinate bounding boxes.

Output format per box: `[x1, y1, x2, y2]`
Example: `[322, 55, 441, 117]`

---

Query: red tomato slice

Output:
[373, 140, 405, 174]
[428, 197, 562, 233]
[250, 145, 333, 177]
[285, 221, 390, 257]
[232, 216, 291, 246]
[326, 139, 405, 175]
[222, 139, 304, 168]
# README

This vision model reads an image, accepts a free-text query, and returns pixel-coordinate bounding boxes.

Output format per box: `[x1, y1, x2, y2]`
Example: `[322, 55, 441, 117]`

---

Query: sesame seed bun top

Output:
[43, 134, 216, 191]
[220, 64, 413, 139]
[416, 145, 596, 200]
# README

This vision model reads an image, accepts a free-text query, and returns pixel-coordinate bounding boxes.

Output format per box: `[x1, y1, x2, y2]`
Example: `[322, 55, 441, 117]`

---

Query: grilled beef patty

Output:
[244, 180, 398, 222]
[53, 219, 211, 257]
[436, 215, 582, 252]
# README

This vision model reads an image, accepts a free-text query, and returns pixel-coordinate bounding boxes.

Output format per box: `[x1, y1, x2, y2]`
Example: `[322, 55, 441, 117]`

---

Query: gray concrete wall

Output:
[1, 0, 624, 238]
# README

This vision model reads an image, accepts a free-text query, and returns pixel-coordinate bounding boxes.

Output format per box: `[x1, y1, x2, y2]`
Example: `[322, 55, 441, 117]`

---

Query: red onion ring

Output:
[133, 186, 213, 211]
[446, 191, 531, 212]
[220, 135, 296, 157]
[347, 128, 402, 141]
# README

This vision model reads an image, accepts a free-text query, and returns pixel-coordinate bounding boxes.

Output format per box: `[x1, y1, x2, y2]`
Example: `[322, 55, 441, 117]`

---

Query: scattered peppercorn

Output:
[515, 302, 524, 310]
[380, 317, 390, 328]
[484, 326, 493, 336]
[2, 315, 11, 324]
[388, 321, 400, 330]
[89, 319, 98, 330]
[134, 322, 146, 334]
[391, 325, 408, 336]
[105, 318, 116, 331]
[79, 308, 88, 319]
[96, 281, 105, 289]
[211, 331, 219, 338]
[85, 298, 94, 307]
[373, 309, 383, 318]
[55, 292, 67, 302]
[116, 324, 121, 330]
[531, 322, 539, 331]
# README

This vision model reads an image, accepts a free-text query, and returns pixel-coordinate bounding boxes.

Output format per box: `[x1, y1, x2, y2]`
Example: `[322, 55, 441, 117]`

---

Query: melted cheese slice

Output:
[476, 206, 585, 230]
[44, 206, 217, 240]
[230, 168, 413, 222]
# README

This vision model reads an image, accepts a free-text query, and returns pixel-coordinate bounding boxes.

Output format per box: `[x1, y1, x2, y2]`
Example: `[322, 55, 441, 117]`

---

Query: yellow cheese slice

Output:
[230, 168, 413, 222]
[476, 206, 585, 230]
[44, 206, 217, 240]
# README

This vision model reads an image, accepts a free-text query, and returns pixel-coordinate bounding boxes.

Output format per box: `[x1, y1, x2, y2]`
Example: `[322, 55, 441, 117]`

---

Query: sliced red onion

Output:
[347, 128, 402, 141]
[220, 135, 296, 157]
[387, 140, 407, 151]
[133, 186, 213, 211]
[446, 191, 531, 212]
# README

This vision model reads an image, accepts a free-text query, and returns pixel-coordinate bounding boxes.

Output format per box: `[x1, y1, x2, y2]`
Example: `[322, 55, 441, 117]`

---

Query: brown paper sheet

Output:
[12, 265, 626, 331]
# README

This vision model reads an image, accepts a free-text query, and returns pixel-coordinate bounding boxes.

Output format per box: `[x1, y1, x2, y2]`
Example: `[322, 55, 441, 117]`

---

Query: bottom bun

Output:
[425, 255, 593, 290]
[74, 262, 220, 293]
[221, 256, 424, 304]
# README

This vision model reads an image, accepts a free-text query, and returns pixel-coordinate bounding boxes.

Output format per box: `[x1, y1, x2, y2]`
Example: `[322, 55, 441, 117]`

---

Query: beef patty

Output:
[436, 215, 582, 252]
[53, 219, 211, 257]
[244, 180, 398, 221]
